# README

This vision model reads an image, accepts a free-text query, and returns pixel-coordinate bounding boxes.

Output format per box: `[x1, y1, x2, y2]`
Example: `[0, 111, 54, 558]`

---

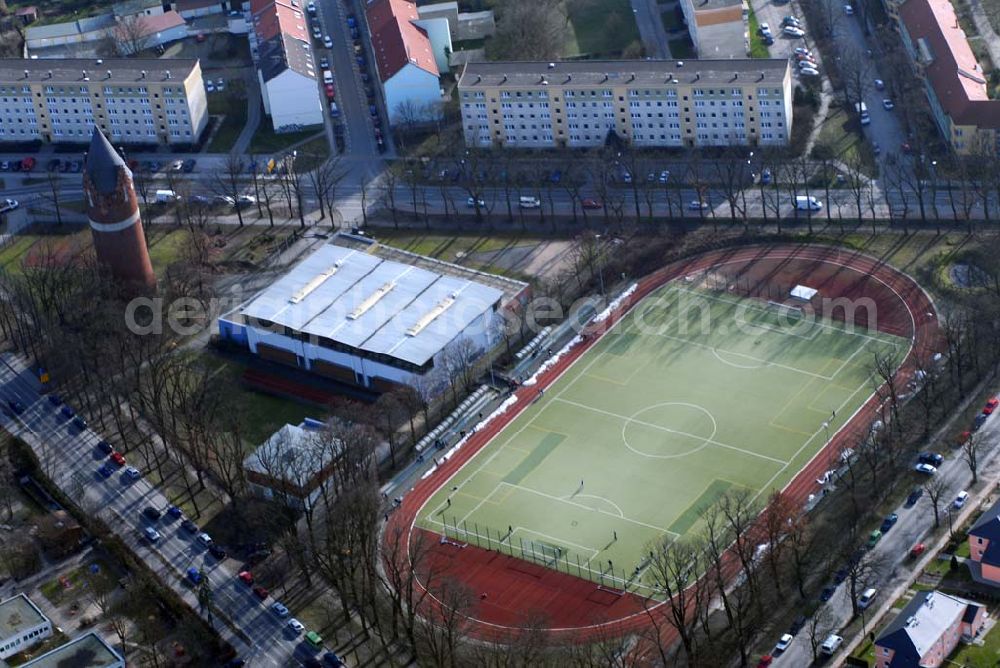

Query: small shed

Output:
[790, 285, 818, 301]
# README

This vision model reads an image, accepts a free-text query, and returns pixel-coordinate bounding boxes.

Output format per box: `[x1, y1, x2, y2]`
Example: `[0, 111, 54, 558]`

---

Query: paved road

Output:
[772, 397, 1000, 667]
[631, 0, 673, 58]
[0, 353, 326, 667]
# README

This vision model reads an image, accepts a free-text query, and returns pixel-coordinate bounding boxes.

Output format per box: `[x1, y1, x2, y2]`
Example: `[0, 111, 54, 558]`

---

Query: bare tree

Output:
[487, 0, 567, 60]
[645, 535, 708, 665]
[924, 477, 948, 529]
[307, 155, 345, 223]
[211, 153, 246, 227]
[963, 431, 984, 485]
[108, 14, 150, 56]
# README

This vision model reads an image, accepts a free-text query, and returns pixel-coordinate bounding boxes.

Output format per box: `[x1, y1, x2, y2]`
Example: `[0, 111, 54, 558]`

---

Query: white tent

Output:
[790, 285, 818, 301]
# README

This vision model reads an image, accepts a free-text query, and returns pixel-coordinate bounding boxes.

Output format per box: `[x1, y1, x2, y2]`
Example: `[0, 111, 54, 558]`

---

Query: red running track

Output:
[385, 243, 941, 642]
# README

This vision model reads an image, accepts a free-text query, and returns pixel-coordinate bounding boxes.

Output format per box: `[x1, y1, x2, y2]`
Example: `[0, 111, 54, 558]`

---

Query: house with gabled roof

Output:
[250, 0, 323, 131]
[874, 590, 985, 668]
[367, 0, 444, 124]
[966, 496, 1000, 585]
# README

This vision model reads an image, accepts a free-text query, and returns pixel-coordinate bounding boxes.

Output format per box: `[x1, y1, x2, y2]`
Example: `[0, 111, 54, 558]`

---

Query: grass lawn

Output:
[813, 104, 878, 175]
[249, 121, 322, 155]
[207, 93, 249, 153]
[197, 352, 321, 448]
[146, 228, 193, 273]
[453, 37, 487, 51]
[748, 7, 770, 58]
[417, 283, 905, 592]
[661, 8, 683, 32]
[668, 36, 695, 59]
[376, 232, 544, 276]
[564, 0, 640, 57]
[294, 137, 332, 172]
[956, 539, 971, 558]
[952, 604, 1000, 666]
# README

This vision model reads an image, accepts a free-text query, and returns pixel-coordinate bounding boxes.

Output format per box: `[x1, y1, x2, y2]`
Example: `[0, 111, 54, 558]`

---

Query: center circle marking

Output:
[621, 402, 718, 459]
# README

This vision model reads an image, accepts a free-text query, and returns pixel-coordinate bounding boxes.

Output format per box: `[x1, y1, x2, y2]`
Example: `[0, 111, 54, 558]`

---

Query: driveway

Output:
[632, 0, 673, 58]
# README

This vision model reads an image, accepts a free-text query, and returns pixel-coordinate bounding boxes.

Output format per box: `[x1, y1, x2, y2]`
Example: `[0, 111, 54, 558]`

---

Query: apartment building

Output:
[0, 594, 51, 660]
[457, 59, 791, 150]
[679, 0, 749, 59]
[889, 0, 1000, 154]
[0, 58, 208, 145]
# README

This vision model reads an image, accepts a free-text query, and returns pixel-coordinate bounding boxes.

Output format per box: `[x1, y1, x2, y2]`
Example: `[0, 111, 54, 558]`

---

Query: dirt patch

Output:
[468, 240, 576, 280]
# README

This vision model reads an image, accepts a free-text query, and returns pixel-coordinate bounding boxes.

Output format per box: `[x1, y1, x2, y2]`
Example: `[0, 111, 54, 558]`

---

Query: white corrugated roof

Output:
[238, 244, 503, 366]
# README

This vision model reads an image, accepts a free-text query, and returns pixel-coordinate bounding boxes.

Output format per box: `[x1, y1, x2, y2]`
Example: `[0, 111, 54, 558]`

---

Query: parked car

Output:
[906, 487, 923, 507]
[187, 567, 203, 584]
[182, 159, 196, 173]
[974, 413, 988, 431]
[774, 633, 793, 652]
[880, 513, 898, 533]
[688, 200, 709, 210]
[110, 451, 126, 466]
[984, 397, 999, 414]
[914, 462, 937, 475]
[287, 618, 305, 634]
[253, 585, 269, 600]
[819, 585, 835, 601]
[883, 98, 895, 110]
[143, 527, 161, 542]
[799, 67, 820, 77]
[238, 570, 254, 585]
[0, 199, 19, 214]
[319, 57, 329, 69]
[167, 505, 183, 518]
[867, 529, 882, 548]
[782, 15, 802, 26]
[216, 78, 225, 91]
[844, 3, 854, 14]
[209, 543, 228, 560]
[820, 634, 843, 655]
[142, 506, 161, 521]
[858, 587, 877, 609]
[581, 198, 602, 209]
[97, 440, 114, 454]
[97, 463, 114, 478]
[271, 601, 290, 617]
[205, 81, 215, 93]
[181, 519, 199, 533]
[466, 196, 485, 207]
[758, 22, 772, 36]
[918, 452, 943, 466]
[909, 542, 926, 558]
[760, 168, 773, 184]
[124, 466, 141, 480]
[954, 491, 969, 508]
[783, 26, 805, 37]
[197, 533, 214, 546]
[323, 35, 333, 48]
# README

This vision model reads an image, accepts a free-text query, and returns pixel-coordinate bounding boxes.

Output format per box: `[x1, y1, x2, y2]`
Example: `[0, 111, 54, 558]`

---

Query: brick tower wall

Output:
[83, 168, 157, 290]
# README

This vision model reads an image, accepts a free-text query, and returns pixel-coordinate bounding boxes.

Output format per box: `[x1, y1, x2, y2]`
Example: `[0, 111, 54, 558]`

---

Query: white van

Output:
[858, 587, 877, 609]
[795, 195, 823, 211]
[519, 196, 541, 209]
[154, 189, 180, 203]
[820, 634, 843, 655]
[855, 101, 870, 125]
[323, 70, 333, 84]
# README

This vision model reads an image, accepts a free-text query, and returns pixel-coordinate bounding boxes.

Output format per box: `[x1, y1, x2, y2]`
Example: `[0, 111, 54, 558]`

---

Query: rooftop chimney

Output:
[106, 70, 112, 79]
[46, 70, 52, 79]
[82, 70, 89, 81]
[165, 70, 171, 80]
[23, 69, 28, 79]
[758, 71, 765, 81]
[141, 70, 146, 79]
[677, 61, 684, 67]
[547, 62, 555, 69]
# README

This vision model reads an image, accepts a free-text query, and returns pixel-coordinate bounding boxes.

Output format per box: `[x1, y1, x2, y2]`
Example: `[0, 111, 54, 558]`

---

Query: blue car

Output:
[167, 506, 183, 519]
[47, 393, 62, 406]
[880, 513, 899, 533]
[60, 405, 74, 419]
[819, 585, 835, 601]
[186, 567, 203, 584]
[97, 463, 113, 478]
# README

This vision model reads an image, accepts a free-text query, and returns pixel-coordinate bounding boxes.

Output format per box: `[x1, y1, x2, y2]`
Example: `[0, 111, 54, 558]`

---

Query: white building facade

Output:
[0, 595, 52, 660]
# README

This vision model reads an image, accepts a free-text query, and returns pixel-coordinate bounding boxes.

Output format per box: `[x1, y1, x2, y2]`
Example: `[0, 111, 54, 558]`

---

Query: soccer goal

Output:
[523, 540, 563, 568]
[765, 300, 805, 320]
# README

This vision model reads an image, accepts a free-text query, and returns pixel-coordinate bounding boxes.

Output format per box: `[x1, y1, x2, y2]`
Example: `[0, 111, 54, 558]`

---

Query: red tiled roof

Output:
[136, 10, 186, 36]
[899, 0, 1000, 128]
[251, 0, 309, 43]
[15, 6, 38, 17]
[366, 0, 439, 82]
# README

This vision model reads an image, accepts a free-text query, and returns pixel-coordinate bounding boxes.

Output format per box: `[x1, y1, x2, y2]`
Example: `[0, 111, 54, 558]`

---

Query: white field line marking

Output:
[554, 397, 789, 466]
[501, 481, 679, 536]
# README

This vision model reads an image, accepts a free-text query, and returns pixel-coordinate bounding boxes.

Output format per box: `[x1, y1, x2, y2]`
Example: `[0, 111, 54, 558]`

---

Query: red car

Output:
[757, 655, 773, 668]
[984, 397, 999, 415]
[110, 451, 126, 466]
[252, 585, 269, 600]
[958, 430, 971, 445]
[581, 198, 603, 210]
[324, 84, 335, 100]
[910, 543, 926, 559]
[21, 157, 35, 172]
[238, 570, 254, 585]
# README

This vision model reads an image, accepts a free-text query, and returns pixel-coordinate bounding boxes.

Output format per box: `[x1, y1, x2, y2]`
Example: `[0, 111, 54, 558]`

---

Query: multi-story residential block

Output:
[874, 590, 985, 668]
[0, 594, 52, 660]
[678, 0, 749, 59]
[0, 58, 208, 145]
[20, 632, 124, 668]
[886, 0, 1000, 154]
[966, 496, 1000, 585]
[249, 0, 324, 131]
[457, 59, 791, 149]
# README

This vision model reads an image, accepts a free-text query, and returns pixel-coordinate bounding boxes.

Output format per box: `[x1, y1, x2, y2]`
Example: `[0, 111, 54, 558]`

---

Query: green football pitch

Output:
[416, 283, 907, 594]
